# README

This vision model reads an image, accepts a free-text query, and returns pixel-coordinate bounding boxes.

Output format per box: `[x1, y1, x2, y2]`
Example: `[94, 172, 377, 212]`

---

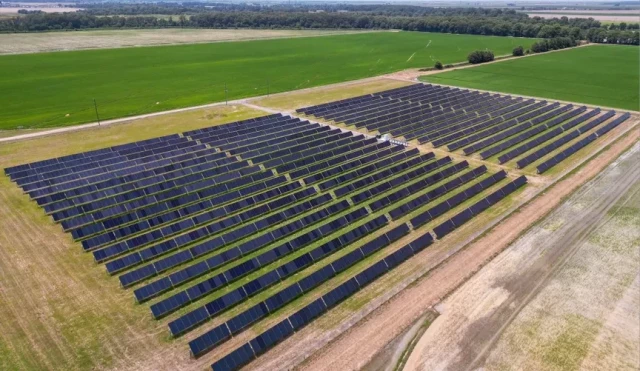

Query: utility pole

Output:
[93, 99, 101, 125]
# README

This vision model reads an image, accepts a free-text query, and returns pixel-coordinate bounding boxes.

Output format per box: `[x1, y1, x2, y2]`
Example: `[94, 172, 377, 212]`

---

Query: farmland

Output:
[0, 31, 536, 130]
[0, 28, 373, 55]
[2, 76, 637, 371]
[1, 14, 638, 369]
[421, 45, 640, 111]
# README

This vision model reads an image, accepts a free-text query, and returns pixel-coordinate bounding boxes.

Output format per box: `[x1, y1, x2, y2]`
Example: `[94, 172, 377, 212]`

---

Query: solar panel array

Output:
[5, 110, 531, 370]
[210, 231, 433, 371]
[298, 84, 630, 172]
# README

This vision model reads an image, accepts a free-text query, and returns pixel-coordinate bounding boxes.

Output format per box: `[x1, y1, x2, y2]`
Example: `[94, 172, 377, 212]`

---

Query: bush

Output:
[525, 49, 531, 55]
[434, 61, 443, 70]
[467, 50, 495, 64]
[444, 64, 454, 68]
[512, 45, 524, 56]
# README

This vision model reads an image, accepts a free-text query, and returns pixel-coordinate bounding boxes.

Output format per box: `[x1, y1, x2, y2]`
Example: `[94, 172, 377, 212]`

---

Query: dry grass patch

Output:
[251, 78, 414, 112]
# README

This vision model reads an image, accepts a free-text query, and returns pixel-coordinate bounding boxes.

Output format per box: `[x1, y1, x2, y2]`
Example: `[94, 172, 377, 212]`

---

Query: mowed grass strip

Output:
[421, 45, 640, 111]
[0, 32, 535, 130]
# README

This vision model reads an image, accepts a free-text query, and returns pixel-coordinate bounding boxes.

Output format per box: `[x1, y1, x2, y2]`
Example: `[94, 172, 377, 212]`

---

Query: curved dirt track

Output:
[296, 124, 639, 371]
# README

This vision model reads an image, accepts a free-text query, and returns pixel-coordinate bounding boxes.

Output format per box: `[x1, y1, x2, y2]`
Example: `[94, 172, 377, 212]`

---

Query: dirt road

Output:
[404, 141, 640, 371]
[295, 121, 639, 371]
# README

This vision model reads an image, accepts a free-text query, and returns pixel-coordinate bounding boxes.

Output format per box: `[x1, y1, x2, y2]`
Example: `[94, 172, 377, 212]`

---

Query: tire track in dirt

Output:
[450, 155, 640, 371]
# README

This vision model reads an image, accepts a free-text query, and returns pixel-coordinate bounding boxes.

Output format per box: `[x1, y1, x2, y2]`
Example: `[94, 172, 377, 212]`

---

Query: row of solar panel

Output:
[23, 116, 303, 201]
[122, 191, 337, 292]
[366, 90, 488, 127]
[102, 138, 398, 266]
[129, 146, 429, 301]
[385, 164, 487, 219]
[63, 129, 358, 232]
[307, 148, 417, 189]
[470, 104, 574, 157]
[61, 167, 276, 233]
[340, 89, 478, 126]
[170, 215, 395, 342]
[75, 165, 273, 249]
[150, 206, 380, 320]
[327, 87, 477, 128]
[20, 138, 202, 191]
[516, 111, 619, 169]
[536, 113, 630, 174]
[5, 133, 182, 177]
[389, 101, 493, 141]
[38, 147, 230, 209]
[88, 139, 391, 251]
[202, 119, 323, 152]
[477, 106, 587, 159]
[403, 97, 510, 142]
[183, 113, 283, 137]
[285, 141, 395, 179]
[219, 122, 330, 156]
[297, 84, 425, 117]
[412, 96, 513, 143]
[209, 231, 434, 371]
[24, 142, 210, 199]
[341, 156, 452, 202]
[498, 109, 604, 164]
[429, 116, 504, 147]
[329, 99, 414, 123]
[355, 90, 478, 131]
[259, 132, 364, 169]
[410, 170, 507, 229]
[13, 137, 197, 186]
[95, 179, 314, 265]
[459, 102, 549, 154]
[434, 175, 528, 239]
[296, 84, 423, 115]
[220, 124, 334, 161]
[490, 98, 537, 118]
[323, 151, 427, 194]
[61, 160, 261, 233]
[97, 176, 289, 272]
[334, 93, 503, 142]
[187, 114, 293, 141]
[442, 100, 541, 151]
[39, 147, 233, 210]
[296, 85, 401, 114]
[187, 221, 412, 355]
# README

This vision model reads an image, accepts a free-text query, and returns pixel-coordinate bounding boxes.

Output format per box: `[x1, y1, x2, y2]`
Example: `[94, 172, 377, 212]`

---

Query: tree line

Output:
[0, 7, 637, 45]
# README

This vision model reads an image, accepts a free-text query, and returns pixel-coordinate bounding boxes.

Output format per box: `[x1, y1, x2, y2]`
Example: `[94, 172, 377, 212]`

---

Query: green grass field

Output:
[0, 31, 535, 129]
[421, 45, 639, 111]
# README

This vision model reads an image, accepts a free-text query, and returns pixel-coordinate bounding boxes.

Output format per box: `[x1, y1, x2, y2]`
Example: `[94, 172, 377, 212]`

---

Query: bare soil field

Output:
[404, 141, 640, 371]
[0, 29, 374, 55]
[526, 12, 639, 21]
[527, 9, 639, 14]
[0, 6, 81, 14]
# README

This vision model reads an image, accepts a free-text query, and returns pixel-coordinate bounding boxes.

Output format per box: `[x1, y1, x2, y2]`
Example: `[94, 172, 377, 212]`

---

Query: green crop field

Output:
[0, 31, 535, 130]
[421, 45, 639, 111]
